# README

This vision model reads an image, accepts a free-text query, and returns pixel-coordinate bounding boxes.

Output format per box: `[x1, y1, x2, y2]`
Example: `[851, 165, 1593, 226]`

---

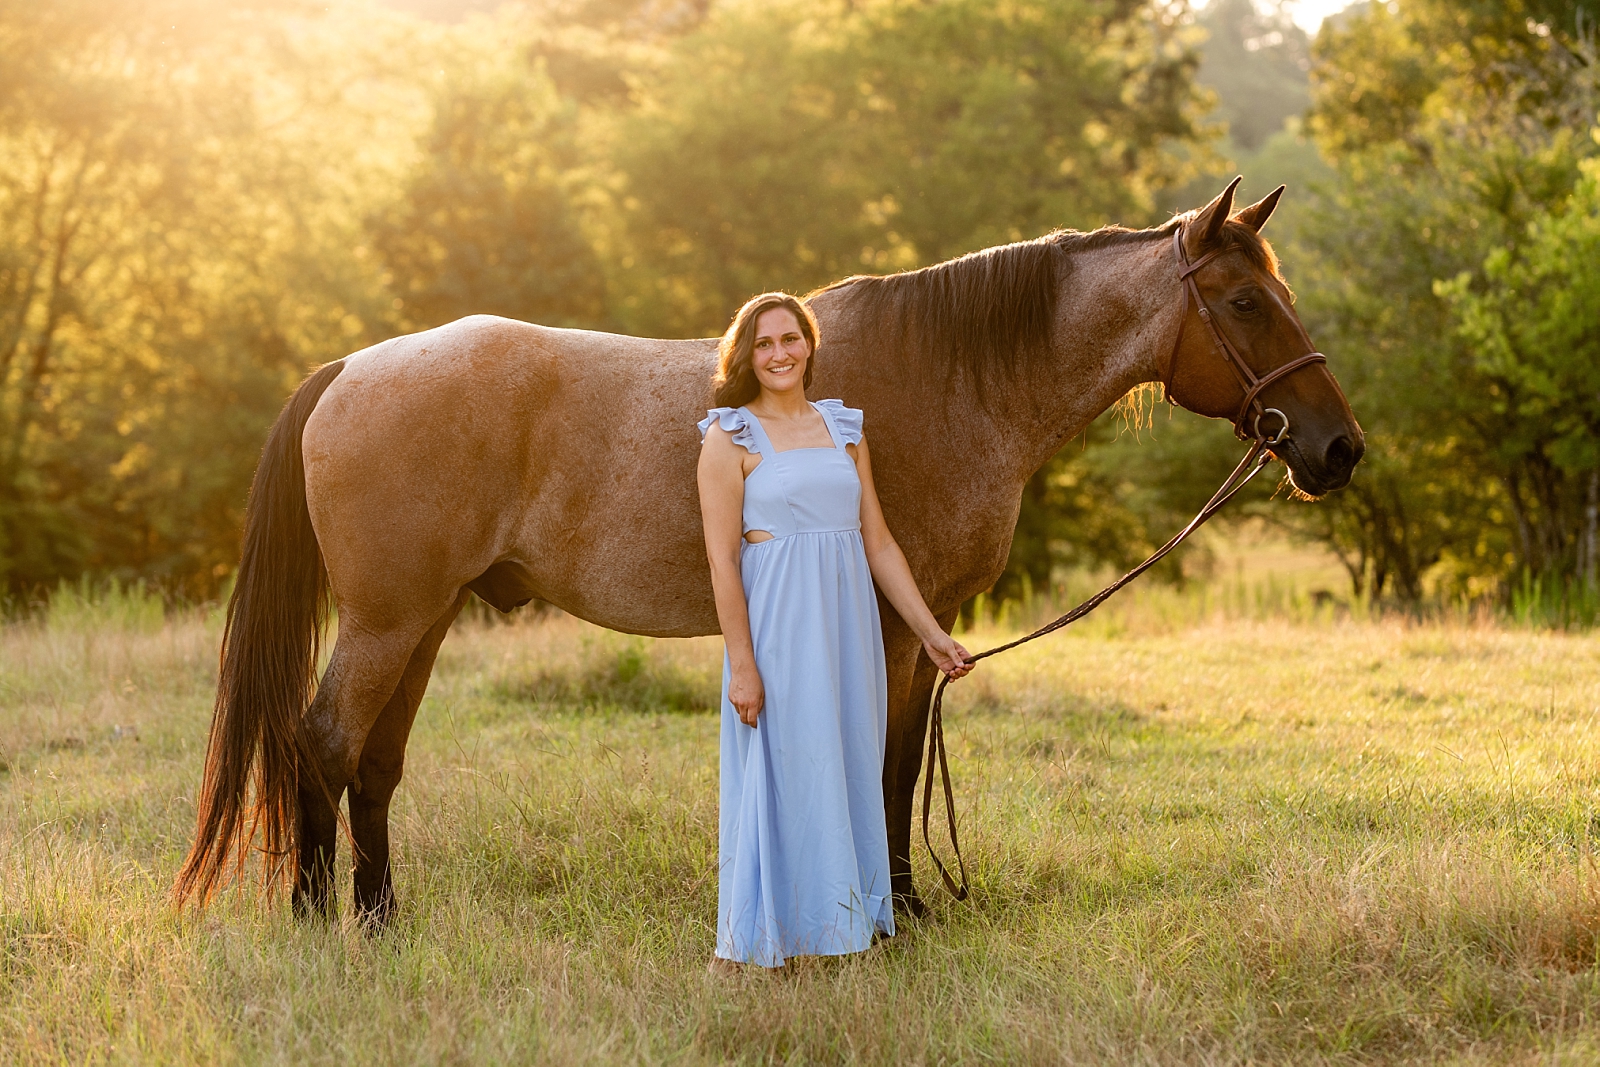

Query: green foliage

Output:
[373, 56, 607, 331]
[0, 0, 1218, 599]
[1439, 158, 1600, 479]
[604, 0, 1210, 336]
[1435, 154, 1600, 598]
[0, 0, 410, 600]
[1279, 0, 1600, 607]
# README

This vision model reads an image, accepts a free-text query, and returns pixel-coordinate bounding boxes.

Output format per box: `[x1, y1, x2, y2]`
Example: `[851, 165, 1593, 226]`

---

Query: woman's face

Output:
[751, 307, 810, 395]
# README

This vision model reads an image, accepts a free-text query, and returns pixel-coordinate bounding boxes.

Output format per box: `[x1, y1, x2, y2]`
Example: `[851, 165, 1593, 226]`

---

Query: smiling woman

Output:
[709, 293, 819, 408]
[696, 292, 972, 970]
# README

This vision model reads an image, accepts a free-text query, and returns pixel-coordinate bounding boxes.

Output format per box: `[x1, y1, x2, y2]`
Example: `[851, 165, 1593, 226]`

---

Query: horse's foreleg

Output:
[349, 590, 469, 929]
[881, 605, 957, 918]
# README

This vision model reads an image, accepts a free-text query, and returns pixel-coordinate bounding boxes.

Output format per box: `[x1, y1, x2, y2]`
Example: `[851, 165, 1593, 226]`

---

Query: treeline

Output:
[0, 0, 1204, 602]
[1, 0, 1598, 617]
[1295, 0, 1600, 619]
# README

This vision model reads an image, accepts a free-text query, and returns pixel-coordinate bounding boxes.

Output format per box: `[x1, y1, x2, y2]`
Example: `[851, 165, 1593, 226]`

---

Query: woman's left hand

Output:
[923, 632, 974, 680]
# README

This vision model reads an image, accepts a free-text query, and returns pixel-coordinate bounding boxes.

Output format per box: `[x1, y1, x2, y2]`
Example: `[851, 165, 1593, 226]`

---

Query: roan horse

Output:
[174, 178, 1363, 925]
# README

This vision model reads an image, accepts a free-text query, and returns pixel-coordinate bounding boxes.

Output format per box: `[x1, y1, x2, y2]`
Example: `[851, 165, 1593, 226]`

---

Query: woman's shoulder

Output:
[813, 399, 864, 446]
[697, 406, 759, 454]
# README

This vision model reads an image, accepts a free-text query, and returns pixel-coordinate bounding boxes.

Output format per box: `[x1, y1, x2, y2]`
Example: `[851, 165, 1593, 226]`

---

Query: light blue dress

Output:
[698, 399, 895, 966]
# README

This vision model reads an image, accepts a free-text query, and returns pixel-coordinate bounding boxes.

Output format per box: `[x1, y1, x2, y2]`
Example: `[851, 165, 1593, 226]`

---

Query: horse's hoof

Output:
[358, 913, 391, 937]
[892, 889, 927, 920]
[290, 890, 335, 923]
[355, 897, 396, 936]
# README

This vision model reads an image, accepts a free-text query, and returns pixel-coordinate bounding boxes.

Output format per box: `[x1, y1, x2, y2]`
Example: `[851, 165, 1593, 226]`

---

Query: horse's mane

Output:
[813, 215, 1279, 385]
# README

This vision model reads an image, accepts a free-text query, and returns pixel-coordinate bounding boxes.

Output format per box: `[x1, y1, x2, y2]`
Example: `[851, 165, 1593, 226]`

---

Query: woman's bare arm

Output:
[698, 427, 765, 725]
[852, 435, 972, 678]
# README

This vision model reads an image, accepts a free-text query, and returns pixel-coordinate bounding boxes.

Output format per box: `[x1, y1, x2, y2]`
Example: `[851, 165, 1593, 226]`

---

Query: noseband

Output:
[1167, 226, 1328, 444]
[918, 222, 1334, 903]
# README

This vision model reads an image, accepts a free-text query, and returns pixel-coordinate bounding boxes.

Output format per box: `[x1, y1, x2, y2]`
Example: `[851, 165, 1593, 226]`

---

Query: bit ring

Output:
[1255, 407, 1290, 445]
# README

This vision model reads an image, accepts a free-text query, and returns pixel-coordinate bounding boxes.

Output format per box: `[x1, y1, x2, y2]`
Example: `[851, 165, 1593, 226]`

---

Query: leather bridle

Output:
[917, 222, 1333, 904]
[1167, 226, 1328, 445]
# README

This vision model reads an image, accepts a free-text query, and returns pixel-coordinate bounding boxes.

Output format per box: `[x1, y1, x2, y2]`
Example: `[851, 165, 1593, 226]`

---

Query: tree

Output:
[0, 0, 1225, 601]
[603, 0, 1211, 337]
[1439, 158, 1600, 590]
[1282, 0, 1600, 604]
[372, 59, 607, 332]
[1194, 0, 1311, 153]
[0, 0, 409, 598]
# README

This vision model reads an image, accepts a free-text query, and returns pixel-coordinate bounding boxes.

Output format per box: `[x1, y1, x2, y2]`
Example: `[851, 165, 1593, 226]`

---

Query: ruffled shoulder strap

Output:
[698, 407, 761, 455]
[813, 399, 865, 448]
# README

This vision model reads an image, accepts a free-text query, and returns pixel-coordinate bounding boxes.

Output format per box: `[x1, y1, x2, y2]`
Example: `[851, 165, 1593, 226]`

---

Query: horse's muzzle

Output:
[1278, 430, 1363, 497]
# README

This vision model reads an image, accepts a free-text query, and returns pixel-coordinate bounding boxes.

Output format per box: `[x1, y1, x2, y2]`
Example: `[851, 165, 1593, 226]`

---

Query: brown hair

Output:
[712, 292, 820, 408]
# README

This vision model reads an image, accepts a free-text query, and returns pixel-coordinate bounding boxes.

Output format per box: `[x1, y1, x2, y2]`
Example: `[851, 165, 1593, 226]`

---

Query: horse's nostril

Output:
[1325, 434, 1357, 474]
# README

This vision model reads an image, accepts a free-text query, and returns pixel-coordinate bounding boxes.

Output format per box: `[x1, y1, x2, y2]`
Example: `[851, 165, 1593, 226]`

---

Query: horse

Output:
[174, 178, 1364, 925]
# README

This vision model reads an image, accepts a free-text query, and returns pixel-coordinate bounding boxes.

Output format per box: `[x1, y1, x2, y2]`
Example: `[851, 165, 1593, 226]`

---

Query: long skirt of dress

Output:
[717, 529, 896, 966]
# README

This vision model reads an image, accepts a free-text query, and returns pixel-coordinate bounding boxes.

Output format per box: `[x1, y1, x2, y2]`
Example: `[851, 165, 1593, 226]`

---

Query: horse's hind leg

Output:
[293, 613, 445, 920]
[348, 590, 470, 928]
[294, 777, 344, 920]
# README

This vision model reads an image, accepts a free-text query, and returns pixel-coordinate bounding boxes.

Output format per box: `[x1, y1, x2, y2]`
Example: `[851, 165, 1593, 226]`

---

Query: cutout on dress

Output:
[745, 531, 774, 544]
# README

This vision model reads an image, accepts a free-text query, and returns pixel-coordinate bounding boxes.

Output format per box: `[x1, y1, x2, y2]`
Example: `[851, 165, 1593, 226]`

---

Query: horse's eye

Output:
[1231, 298, 1258, 315]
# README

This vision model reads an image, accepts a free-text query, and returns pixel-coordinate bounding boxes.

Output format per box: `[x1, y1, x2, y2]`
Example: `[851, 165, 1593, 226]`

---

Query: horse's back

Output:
[302, 315, 722, 636]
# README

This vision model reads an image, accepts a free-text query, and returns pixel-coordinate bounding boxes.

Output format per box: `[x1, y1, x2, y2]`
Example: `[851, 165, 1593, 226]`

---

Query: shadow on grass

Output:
[488, 629, 718, 714]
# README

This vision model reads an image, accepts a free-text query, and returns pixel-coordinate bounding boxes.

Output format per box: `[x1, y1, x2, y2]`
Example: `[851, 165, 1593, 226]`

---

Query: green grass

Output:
[6, 588, 1600, 1064]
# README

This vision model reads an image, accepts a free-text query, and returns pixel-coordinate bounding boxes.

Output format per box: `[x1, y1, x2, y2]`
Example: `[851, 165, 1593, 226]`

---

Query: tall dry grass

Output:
[5, 583, 1600, 1063]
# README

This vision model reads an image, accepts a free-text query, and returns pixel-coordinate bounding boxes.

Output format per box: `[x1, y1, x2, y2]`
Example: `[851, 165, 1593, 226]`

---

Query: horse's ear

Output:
[1234, 185, 1286, 233]
[1183, 176, 1242, 259]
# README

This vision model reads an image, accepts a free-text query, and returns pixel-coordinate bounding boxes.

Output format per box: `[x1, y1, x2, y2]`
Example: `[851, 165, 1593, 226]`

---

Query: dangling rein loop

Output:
[920, 221, 1331, 902]
[921, 441, 1271, 900]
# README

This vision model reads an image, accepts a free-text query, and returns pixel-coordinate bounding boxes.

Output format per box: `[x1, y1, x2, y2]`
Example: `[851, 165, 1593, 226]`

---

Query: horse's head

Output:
[1164, 178, 1364, 496]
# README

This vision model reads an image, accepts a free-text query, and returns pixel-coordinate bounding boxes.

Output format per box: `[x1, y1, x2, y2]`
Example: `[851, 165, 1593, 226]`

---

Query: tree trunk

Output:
[1505, 469, 1536, 572]
[1585, 469, 1598, 590]
[0, 152, 58, 386]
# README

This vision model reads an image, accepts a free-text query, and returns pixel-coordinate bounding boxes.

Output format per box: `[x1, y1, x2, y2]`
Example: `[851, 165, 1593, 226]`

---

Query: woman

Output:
[697, 291, 972, 970]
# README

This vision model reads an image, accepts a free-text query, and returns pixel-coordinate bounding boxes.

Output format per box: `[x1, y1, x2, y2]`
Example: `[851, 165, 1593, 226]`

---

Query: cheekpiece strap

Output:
[1170, 225, 1329, 441]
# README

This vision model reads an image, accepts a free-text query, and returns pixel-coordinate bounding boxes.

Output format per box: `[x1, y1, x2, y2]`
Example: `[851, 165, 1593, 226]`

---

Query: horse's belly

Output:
[510, 484, 721, 638]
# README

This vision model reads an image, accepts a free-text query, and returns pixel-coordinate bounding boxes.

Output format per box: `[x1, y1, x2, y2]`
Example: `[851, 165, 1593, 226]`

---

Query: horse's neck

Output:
[1007, 240, 1177, 475]
[813, 238, 1176, 485]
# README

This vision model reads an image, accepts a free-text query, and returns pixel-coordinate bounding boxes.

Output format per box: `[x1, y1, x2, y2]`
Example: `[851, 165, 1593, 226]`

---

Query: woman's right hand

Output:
[729, 666, 765, 727]
[923, 632, 974, 680]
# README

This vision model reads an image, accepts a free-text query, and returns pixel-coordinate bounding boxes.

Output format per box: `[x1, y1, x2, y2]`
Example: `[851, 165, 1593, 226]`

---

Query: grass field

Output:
[6, 567, 1600, 1064]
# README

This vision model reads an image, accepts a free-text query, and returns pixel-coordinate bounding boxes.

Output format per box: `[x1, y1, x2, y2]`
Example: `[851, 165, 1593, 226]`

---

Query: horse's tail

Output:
[173, 359, 346, 906]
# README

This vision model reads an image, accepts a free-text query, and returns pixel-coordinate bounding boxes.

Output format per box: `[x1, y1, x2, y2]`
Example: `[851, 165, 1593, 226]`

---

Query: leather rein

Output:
[920, 222, 1331, 902]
